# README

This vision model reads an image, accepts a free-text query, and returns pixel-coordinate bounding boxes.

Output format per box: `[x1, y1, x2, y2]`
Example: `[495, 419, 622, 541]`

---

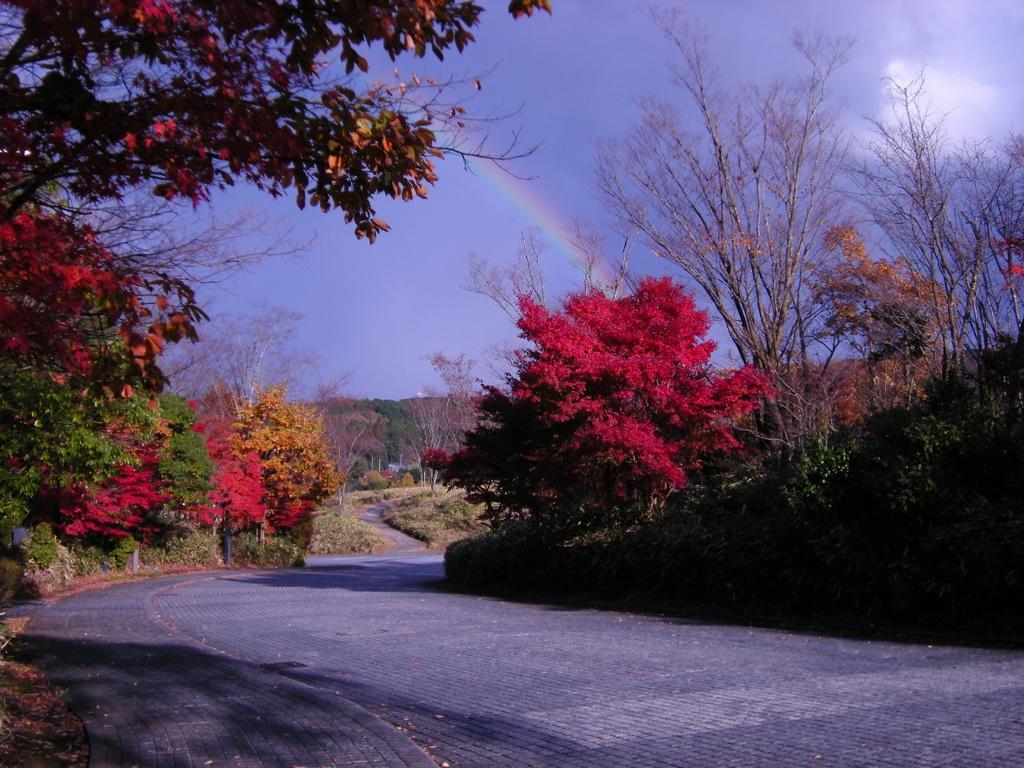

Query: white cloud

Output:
[881, 59, 1000, 139]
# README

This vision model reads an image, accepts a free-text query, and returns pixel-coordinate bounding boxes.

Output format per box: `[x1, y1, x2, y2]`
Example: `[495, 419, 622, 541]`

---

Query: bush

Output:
[70, 545, 106, 576]
[107, 535, 138, 569]
[20, 534, 77, 595]
[20, 523, 58, 569]
[308, 513, 387, 555]
[143, 528, 221, 568]
[232, 532, 304, 568]
[361, 470, 389, 491]
[445, 383, 1024, 633]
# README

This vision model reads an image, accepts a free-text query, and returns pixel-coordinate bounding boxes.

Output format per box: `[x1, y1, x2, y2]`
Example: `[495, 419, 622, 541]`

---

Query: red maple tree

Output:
[57, 452, 169, 539]
[2, 0, 549, 238]
[438, 278, 767, 535]
[0, 212, 201, 392]
[195, 419, 267, 532]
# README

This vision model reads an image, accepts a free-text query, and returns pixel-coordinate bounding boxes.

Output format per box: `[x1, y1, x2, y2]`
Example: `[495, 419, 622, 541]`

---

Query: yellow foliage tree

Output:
[815, 226, 938, 418]
[234, 387, 340, 532]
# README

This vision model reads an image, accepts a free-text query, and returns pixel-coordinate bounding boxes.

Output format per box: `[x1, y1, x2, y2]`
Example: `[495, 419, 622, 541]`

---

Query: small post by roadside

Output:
[223, 526, 232, 567]
[130, 546, 139, 575]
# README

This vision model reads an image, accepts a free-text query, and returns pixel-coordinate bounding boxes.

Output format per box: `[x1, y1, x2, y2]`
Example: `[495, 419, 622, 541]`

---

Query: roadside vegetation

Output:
[308, 508, 389, 555]
[439, 276, 1024, 636]
[382, 489, 485, 548]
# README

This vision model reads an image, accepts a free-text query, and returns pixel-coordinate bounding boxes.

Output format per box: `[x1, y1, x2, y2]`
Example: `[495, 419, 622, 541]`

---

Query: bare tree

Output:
[86, 196, 307, 289]
[855, 77, 1024, 379]
[597, 12, 852, 450]
[465, 224, 635, 383]
[465, 229, 551, 321]
[410, 353, 480, 490]
[465, 225, 634, 322]
[320, 402, 385, 511]
[164, 307, 316, 415]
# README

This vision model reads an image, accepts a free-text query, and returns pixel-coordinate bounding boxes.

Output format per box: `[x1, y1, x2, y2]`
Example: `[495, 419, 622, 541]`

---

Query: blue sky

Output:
[191, 0, 1024, 399]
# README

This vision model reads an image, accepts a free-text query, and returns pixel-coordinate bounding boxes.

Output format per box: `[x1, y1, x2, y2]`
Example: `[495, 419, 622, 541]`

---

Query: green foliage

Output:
[232, 533, 305, 568]
[156, 394, 213, 508]
[159, 429, 213, 507]
[308, 512, 387, 555]
[157, 395, 197, 433]
[0, 372, 124, 530]
[367, 399, 419, 464]
[20, 534, 77, 595]
[20, 524, 58, 569]
[384, 491, 484, 548]
[70, 545, 106, 577]
[107, 536, 138, 569]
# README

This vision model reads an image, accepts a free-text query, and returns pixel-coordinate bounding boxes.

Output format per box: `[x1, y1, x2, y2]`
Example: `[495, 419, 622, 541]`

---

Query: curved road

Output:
[18, 512, 1024, 767]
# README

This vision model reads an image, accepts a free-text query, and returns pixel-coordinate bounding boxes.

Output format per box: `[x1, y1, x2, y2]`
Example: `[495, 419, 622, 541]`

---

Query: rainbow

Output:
[469, 158, 623, 288]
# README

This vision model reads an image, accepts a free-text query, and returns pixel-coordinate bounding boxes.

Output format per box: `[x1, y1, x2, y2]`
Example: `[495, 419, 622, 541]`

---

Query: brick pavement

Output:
[18, 573, 435, 767]
[16, 551, 1024, 767]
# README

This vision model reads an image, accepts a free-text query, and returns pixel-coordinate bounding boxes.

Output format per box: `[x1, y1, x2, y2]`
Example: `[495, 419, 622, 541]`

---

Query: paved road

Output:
[359, 502, 428, 555]
[18, 527, 1024, 767]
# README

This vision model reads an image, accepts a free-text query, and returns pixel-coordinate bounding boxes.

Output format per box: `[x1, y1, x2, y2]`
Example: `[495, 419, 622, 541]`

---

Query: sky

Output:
[189, 0, 1024, 400]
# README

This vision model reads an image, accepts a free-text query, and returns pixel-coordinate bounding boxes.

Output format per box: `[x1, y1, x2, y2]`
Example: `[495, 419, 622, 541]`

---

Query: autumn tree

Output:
[0, 211, 204, 394]
[45, 396, 183, 541]
[2, 1, 550, 232]
[437, 278, 767, 537]
[810, 226, 936, 419]
[598, 13, 851, 451]
[56, 454, 169, 540]
[196, 419, 267, 533]
[234, 387, 339, 533]
[1, 1, 551, 392]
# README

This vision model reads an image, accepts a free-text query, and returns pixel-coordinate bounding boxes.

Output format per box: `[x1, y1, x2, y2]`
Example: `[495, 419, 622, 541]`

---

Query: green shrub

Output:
[107, 535, 138, 569]
[20, 534, 77, 595]
[445, 387, 1024, 632]
[308, 513, 387, 554]
[0, 500, 26, 550]
[20, 523, 58, 569]
[361, 470, 389, 491]
[71, 545, 106, 576]
[159, 429, 213, 507]
[232, 532, 304, 568]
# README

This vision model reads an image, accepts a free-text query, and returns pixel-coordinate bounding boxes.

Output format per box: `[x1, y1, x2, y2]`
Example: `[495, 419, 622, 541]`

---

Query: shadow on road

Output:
[218, 556, 448, 594]
[21, 630, 423, 766]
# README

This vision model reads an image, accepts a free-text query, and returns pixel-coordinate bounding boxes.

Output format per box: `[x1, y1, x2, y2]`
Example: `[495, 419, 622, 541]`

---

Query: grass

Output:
[381, 489, 486, 548]
[307, 509, 389, 555]
[343, 486, 435, 508]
